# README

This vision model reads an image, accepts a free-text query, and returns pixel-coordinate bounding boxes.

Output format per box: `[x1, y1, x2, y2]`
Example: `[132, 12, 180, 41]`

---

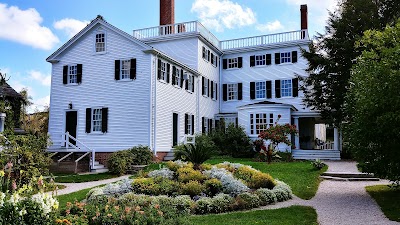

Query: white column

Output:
[293, 116, 300, 150]
[0, 113, 6, 132]
[334, 127, 339, 150]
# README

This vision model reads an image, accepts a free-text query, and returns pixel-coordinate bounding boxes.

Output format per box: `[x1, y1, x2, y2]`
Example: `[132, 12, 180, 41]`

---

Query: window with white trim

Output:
[227, 83, 238, 100]
[255, 55, 266, 66]
[92, 108, 102, 132]
[250, 113, 273, 135]
[187, 115, 192, 134]
[280, 52, 291, 63]
[187, 74, 194, 92]
[120, 60, 130, 80]
[173, 67, 181, 86]
[212, 82, 217, 100]
[212, 54, 218, 67]
[224, 117, 236, 129]
[68, 65, 77, 84]
[228, 58, 238, 69]
[281, 79, 292, 97]
[95, 33, 105, 52]
[255, 81, 266, 99]
[203, 117, 209, 133]
[203, 78, 209, 96]
[160, 61, 168, 82]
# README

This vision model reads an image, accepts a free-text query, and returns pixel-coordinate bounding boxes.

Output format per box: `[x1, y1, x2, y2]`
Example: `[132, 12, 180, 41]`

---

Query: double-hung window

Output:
[250, 113, 273, 135]
[255, 81, 266, 99]
[227, 83, 238, 100]
[228, 58, 238, 69]
[281, 79, 292, 97]
[224, 117, 236, 129]
[212, 82, 217, 100]
[92, 108, 102, 132]
[203, 78, 209, 96]
[186, 115, 192, 134]
[173, 67, 181, 86]
[280, 52, 291, 63]
[68, 65, 77, 84]
[187, 74, 194, 92]
[95, 33, 105, 52]
[120, 60, 130, 80]
[161, 61, 168, 82]
[255, 55, 266, 66]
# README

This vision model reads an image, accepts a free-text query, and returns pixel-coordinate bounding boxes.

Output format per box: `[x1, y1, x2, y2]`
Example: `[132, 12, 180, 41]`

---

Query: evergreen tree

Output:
[300, 0, 399, 126]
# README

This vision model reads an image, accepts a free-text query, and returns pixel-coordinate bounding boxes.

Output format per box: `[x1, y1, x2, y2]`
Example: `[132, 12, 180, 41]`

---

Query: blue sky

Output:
[0, 0, 336, 111]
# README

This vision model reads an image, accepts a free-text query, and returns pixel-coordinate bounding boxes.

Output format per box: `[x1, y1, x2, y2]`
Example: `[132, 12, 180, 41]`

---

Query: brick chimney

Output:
[300, 4, 308, 30]
[160, 0, 175, 25]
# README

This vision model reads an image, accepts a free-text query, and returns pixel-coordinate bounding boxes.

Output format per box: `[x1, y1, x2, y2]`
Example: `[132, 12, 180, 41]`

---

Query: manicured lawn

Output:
[54, 172, 118, 183]
[366, 185, 400, 222]
[206, 157, 327, 199]
[189, 206, 318, 225]
[57, 186, 105, 210]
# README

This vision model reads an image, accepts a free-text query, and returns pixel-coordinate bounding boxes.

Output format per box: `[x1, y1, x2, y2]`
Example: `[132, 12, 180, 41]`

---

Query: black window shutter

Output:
[238, 83, 243, 100]
[207, 50, 210, 61]
[63, 65, 68, 84]
[223, 84, 227, 101]
[185, 78, 189, 90]
[101, 107, 108, 133]
[292, 51, 298, 63]
[211, 81, 214, 98]
[130, 58, 136, 79]
[202, 77, 205, 95]
[292, 78, 299, 97]
[238, 57, 243, 68]
[172, 66, 176, 84]
[266, 54, 272, 65]
[275, 80, 281, 98]
[185, 114, 188, 134]
[202, 46, 205, 59]
[250, 82, 255, 99]
[180, 69, 184, 88]
[202, 117, 205, 134]
[191, 77, 195, 92]
[211, 53, 214, 65]
[266, 81, 272, 99]
[166, 63, 170, 83]
[85, 108, 91, 133]
[216, 83, 218, 100]
[250, 55, 255, 67]
[216, 56, 219, 67]
[223, 59, 228, 69]
[208, 119, 212, 133]
[235, 117, 238, 128]
[275, 53, 281, 65]
[77, 64, 82, 84]
[191, 115, 194, 135]
[207, 79, 210, 97]
[115, 60, 120, 80]
[157, 59, 161, 80]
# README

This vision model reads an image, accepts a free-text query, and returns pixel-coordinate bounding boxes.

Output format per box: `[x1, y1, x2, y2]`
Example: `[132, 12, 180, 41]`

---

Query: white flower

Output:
[19, 209, 27, 216]
[0, 192, 5, 207]
[8, 193, 21, 206]
[148, 168, 174, 179]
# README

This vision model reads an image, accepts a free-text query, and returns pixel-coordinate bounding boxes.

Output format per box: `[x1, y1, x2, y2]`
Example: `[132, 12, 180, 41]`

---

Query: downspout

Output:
[219, 52, 224, 115]
[196, 75, 200, 133]
[153, 54, 158, 156]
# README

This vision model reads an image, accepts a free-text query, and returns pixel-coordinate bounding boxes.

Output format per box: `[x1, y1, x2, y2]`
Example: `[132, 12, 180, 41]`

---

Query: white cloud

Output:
[31, 95, 50, 112]
[54, 18, 89, 38]
[256, 20, 284, 32]
[28, 70, 51, 86]
[0, 3, 59, 50]
[191, 0, 256, 32]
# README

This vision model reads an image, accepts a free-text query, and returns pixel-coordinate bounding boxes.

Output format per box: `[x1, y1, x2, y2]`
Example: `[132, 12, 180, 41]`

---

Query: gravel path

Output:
[259, 161, 399, 225]
[48, 175, 131, 196]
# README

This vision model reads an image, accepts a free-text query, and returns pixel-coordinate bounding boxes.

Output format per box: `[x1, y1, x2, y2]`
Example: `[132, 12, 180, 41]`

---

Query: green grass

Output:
[54, 172, 118, 183]
[56, 185, 105, 210]
[189, 206, 318, 225]
[206, 157, 326, 200]
[366, 185, 400, 222]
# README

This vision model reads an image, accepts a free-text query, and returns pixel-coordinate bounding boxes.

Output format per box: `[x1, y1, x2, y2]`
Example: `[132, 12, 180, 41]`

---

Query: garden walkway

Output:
[260, 161, 399, 225]
[47, 175, 131, 196]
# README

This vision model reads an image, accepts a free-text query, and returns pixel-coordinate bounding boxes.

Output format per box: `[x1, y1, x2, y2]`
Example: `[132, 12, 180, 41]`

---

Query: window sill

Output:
[226, 99, 239, 102]
[225, 68, 240, 71]
[66, 83, 79, 86]
[93, 51, 107, 55]
[278, 62, 293, 66]
[117, 79, 133, 82]
[186, 90, 193, 94]
[279, 96, 296, 99]
[158, 79, 168, 84]
[173, 85, 182, 89]
[88, 132, 105, 135]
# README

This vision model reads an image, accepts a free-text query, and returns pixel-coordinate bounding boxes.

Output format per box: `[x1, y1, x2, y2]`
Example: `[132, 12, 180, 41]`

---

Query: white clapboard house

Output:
[47, 1, 341, 172]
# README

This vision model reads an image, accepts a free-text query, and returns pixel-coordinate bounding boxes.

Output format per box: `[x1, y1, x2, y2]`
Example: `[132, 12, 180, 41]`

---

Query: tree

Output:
[345, 19, 400, 183]
[300, 0, 400, 126]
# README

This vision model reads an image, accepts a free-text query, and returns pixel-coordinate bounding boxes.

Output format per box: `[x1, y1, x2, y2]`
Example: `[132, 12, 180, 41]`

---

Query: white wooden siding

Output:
[48, 24, 152, 152]
[221, 45, 310, 114]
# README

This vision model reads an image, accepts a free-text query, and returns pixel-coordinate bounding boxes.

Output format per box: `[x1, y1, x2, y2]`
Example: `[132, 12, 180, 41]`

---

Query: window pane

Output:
[281, 79, 292, 97]
[256, 81, 266, 99]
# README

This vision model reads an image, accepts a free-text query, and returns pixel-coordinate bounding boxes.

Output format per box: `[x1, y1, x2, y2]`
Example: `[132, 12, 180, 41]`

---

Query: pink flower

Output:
[12, 180, 17, 190]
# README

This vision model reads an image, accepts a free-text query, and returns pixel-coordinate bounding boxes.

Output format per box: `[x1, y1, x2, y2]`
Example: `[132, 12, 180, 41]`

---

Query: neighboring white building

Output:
[47, 2, 341, 169]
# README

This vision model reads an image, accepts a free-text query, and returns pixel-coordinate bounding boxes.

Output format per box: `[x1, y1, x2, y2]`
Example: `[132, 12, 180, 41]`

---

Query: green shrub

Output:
[177, 167, 206, 183]
[254, 188, 278, 205]
[131, 178, 157, 195]
[234, 166, 276, 189]
[174, 142, 214, 169]
[155, 178, 180, 195]
[108, 146, 153, 175]
[130, 145, 153, 165]
[165, 160, 193, 172]
[180, 180, 204, 197]
[209, 123, 254, 157]
[204, 178, 223, 196]
[273, 181, 293, 202]
[311, 159, 326, 170]
[195, 193, 234, 214]
[234, 192, 260, 210]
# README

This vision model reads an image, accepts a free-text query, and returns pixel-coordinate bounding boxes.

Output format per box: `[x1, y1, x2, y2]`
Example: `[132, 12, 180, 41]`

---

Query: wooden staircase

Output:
[292, 150, 341, 160]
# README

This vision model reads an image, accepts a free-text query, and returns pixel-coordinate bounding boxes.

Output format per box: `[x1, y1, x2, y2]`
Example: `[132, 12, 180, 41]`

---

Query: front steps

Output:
[50, 150, 108, 173]
[163, 151, 175, 161]
[321, 172, 379, 181]
[292, 150, 341, 160]
[90, 160, 109, 173]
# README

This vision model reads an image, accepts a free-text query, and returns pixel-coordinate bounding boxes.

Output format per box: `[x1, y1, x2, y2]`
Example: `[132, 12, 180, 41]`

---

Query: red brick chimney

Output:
[300, 4, 308, 30]
[160, 0, 175, 25]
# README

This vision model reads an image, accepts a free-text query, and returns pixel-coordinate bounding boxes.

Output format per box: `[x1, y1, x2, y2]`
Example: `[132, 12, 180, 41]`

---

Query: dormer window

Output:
[95, 33, 105, 52]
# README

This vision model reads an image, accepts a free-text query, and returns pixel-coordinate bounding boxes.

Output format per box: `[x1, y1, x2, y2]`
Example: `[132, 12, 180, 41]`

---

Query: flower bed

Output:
[84, 161, 293, 215]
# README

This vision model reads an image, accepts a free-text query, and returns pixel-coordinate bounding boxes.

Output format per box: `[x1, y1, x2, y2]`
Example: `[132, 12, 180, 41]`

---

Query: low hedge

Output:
[108, 145, 153, 175]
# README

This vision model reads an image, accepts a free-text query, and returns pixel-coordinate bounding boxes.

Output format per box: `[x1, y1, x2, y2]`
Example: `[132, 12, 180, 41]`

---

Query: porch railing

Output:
[180, 135, 195, 145]
[61, 132, 95, 170]
[315, 141, 334, 150]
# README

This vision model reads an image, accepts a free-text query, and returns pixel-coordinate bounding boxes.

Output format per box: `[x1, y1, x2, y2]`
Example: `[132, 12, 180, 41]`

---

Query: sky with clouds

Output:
[0, 0, 337, 112]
